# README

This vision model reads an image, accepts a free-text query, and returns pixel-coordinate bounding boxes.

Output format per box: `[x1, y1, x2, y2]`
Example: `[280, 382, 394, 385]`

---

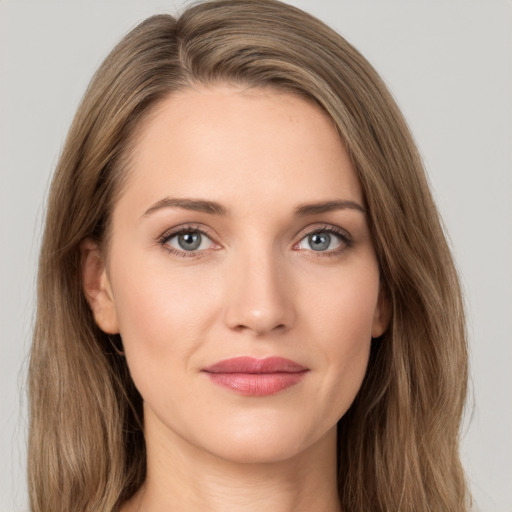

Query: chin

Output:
[210, 438, 308, 465]
[196, 414, 335, 466]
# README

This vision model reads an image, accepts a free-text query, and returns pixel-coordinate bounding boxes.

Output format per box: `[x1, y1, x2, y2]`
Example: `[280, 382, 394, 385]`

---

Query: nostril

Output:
[239, 322, 288, 335]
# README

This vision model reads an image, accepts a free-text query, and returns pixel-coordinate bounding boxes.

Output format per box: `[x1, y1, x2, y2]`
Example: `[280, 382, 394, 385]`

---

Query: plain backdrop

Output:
[1, 0, 511, 511]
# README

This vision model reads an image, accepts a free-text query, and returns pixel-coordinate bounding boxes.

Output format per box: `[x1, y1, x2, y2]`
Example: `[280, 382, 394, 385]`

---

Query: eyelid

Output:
[158, 223, 220, 257]
[294, 223, 352, 242]
[293, 223, 352, 255]
[159, 223, 217, 242]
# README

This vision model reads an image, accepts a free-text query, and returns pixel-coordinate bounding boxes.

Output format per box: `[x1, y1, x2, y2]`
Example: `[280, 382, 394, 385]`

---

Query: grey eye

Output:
[308, 232, 332, 251]
[295, 228, 347, 253]
[162, 227, 217, 256]
[177, 231, 202, 251]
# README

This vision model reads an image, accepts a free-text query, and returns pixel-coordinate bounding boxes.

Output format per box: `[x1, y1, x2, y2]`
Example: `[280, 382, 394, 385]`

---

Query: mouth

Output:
[201, 356, 309, 396]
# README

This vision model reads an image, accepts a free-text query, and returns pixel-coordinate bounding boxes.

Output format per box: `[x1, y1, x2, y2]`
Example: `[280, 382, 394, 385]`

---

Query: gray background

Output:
[1, 0, 511, 510]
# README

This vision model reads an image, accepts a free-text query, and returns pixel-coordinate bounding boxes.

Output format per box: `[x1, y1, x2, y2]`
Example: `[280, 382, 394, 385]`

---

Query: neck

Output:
[122, 413, 341, 512]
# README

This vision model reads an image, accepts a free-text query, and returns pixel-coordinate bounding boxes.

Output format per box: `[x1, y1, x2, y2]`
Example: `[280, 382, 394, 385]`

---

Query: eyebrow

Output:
[294, 199, 366, 216]
[143, 198, 228, 217]
[142, 197, 366, 218]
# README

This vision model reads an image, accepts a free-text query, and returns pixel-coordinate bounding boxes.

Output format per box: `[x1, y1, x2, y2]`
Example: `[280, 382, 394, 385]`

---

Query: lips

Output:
[202, 356, 309, 396]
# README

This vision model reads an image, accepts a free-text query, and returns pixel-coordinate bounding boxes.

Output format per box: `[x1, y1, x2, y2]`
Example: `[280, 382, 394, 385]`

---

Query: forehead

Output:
[117, 84, 363, 218]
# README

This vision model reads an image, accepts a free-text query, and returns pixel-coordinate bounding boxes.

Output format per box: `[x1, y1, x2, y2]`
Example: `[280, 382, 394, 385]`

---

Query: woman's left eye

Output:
[295, 228, 350, 254]
[161, 229, 216, 255]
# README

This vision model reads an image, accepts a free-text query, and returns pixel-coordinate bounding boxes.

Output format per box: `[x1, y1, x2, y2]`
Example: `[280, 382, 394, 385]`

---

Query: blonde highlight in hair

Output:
[29, 1, 469, 510]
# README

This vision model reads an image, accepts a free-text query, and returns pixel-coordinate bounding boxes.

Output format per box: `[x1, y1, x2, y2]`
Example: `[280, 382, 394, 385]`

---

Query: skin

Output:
[82, 84, 389, 512]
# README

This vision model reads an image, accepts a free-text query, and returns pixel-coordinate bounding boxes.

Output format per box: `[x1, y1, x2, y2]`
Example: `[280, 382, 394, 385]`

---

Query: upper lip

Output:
[202, 356, 308, 374]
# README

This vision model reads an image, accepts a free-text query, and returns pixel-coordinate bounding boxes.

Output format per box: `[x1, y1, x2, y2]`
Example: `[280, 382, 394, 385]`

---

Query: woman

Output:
[28, 0, 469, 511]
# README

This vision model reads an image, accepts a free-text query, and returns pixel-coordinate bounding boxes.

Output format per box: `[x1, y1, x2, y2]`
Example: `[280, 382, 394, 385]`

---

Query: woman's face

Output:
[84, 84, 388, 464]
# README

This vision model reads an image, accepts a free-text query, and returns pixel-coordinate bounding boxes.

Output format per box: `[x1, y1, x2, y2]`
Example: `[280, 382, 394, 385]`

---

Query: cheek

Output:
[306, 256, 380, 345]
[109, 256, 221, 386]
[304, 262, 379, 414]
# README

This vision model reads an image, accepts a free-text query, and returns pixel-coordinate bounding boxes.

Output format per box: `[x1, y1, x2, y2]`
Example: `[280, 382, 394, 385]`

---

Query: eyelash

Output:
[158, 223, 352, 259]
[158, 223, 215, 259]
[295, 225, 352, 258]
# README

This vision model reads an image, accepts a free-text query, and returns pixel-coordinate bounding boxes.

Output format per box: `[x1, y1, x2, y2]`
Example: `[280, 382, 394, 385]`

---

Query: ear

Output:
[80, 239, 119, 334]
[371, 285, 391, 338]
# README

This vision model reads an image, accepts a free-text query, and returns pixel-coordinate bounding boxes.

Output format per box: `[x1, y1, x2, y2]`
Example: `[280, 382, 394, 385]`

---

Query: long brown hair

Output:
[28, 1, 469, 510]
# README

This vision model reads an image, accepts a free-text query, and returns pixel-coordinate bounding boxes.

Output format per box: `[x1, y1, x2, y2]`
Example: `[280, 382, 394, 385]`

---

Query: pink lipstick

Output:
[202, 356, 308, 396]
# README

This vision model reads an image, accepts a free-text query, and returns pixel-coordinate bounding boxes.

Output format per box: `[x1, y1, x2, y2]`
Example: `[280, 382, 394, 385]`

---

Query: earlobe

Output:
[80, 239, 119, 334]
[371, 287, 391, 339]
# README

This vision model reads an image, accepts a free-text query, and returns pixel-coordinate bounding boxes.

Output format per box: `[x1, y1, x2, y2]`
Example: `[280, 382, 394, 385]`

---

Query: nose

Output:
[223, 248, 296, 336]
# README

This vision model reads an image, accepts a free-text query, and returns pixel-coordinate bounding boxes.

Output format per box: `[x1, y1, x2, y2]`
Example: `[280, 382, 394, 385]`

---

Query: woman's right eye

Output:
[160, 228, 217, 257]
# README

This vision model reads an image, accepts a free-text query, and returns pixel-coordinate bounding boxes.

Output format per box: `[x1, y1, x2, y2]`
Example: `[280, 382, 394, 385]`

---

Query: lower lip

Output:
[204, 371, 308, 396]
